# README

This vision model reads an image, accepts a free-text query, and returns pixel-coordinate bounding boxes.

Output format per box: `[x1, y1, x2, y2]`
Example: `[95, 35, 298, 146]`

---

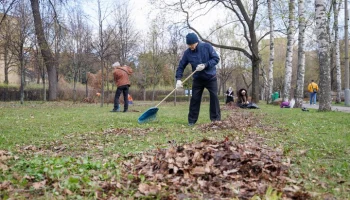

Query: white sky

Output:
[81, 0, 152, 33]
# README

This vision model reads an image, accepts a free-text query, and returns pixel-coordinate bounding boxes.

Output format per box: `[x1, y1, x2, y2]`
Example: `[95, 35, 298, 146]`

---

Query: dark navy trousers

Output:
[188, 77, 221, 124]
[114, 85, 129, 111]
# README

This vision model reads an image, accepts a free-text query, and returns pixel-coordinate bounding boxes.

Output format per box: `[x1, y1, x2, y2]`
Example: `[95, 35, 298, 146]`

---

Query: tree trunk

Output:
[20, 60, 24, 104]
[85, 71, 89, 98]
[267, 0, 275, 104]
[333, 0, 342, 103]
[98, 0, 104, 107]
[30, 0, 58, 100]
[315, 0, 332, 111]
[73, 66, 77, 103]
[294, 0, 306, 108]
[283, 0, 295, 102]
[251, 55, 260, 102]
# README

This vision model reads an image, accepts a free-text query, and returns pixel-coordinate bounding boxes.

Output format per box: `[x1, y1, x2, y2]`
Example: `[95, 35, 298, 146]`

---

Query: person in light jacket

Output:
[225, 87, 234, 104]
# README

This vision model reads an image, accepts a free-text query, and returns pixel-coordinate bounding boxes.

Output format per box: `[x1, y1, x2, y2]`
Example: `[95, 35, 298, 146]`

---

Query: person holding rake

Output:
[175, 33, 221, 126]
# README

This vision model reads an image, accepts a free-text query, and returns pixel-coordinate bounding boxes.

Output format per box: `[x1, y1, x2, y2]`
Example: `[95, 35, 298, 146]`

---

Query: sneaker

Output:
[188, 123, 195, 127]
[123, 110, 128, 113]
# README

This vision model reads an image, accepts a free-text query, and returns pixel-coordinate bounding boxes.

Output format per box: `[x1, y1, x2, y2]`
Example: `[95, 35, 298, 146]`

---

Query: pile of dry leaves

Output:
[101, 138, 309, 199]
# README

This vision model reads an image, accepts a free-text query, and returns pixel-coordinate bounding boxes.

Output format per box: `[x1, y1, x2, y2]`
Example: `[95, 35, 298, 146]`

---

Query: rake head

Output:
[137, 107, 159, 124]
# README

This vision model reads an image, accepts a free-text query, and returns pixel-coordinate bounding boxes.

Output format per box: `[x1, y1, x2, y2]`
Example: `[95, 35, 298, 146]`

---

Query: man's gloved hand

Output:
[196, 63, 206, 71]
[176, 80, 183, 89]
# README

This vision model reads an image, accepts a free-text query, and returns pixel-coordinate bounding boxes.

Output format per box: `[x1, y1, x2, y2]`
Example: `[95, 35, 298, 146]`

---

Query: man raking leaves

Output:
[138, 33, 221, 125]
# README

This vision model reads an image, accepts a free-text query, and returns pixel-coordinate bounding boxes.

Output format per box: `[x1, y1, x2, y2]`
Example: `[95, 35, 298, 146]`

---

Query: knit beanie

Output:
[186, 33, 199, 45]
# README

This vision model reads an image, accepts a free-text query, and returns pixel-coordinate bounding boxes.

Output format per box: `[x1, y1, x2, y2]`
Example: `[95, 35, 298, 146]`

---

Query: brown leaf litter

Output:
[100, 138, 310, 199]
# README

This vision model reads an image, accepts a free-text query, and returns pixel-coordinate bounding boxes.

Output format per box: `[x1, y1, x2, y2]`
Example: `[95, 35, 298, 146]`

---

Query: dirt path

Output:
[302, 103, 350, 113]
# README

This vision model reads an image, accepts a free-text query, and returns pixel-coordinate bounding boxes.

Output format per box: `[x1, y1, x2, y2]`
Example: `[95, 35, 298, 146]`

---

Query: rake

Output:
[138, 70, 198, 124]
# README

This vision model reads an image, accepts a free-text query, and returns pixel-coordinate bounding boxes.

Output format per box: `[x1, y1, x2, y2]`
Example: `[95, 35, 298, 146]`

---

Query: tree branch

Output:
[179, 0, 252, 59]
[0, 0, 18, 27]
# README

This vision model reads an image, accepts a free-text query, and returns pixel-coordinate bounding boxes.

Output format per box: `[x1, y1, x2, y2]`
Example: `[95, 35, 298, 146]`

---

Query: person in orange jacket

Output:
[307, 80, 319, 105]
[111, 62, 133, 112]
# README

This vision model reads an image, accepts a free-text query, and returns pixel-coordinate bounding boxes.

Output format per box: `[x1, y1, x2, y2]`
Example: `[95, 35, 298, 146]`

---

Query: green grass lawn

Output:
[0, 101, 349, 199]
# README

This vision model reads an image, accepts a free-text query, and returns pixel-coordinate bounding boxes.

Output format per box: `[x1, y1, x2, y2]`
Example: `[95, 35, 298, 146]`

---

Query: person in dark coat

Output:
[237, 88, 249, 108]
[175, 33, 221, 126]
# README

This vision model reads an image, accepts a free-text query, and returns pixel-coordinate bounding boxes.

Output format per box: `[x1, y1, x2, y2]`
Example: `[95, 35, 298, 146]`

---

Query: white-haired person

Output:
[111, 62, 133, 112]
[225, 87, 234, 104]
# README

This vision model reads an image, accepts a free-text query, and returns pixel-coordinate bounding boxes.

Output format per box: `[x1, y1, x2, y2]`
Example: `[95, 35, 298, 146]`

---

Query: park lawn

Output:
[0, 101, 349, 199]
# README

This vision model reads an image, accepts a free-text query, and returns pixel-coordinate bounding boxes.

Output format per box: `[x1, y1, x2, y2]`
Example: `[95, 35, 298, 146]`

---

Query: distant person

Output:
[225, 87, 234, 104]
[111, 62, 133, 112]
[307, 80, 319, 105]
[280, 101, 290, 108]
[128, 94, 133, 105]
[237, 88, 249, 108]
[175, 32, 221, 126]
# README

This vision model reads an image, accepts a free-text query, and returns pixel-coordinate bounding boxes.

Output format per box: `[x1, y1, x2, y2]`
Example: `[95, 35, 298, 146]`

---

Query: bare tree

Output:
[0, 15, 17, 84]
[294, 0, 306, 108]
[333, 0, 342, 103]
[167, 25, 184, 105]
[0, 0, 18, 30]
[64, 8, 92, 103]
[282, 0, 295, 101]
[215, 28, 236, 96]
[10, 1, 34, 104]
[91, 0, 116, 107]
[112, 1, 138, 65]
[267, 0, 275, 104]
[315, 0, 332, 111]
[30, 0, 58, 100]
[146, 17, 168, 101]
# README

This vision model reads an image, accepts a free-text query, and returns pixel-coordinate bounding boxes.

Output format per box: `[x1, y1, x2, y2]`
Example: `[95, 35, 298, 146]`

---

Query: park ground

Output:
[0, 101, 349, 199]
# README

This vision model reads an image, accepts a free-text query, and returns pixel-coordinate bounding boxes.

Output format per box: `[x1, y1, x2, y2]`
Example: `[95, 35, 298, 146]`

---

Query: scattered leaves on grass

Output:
[17, 128, 157, 157]
[199, 109, 285, 135]
[0, 150, 12, 171]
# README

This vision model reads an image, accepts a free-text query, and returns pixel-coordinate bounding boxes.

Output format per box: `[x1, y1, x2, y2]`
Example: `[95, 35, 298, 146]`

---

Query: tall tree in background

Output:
[267, 0, 275, 104]
[315, 0, 331, 111]
[167, 25, 183, 105]
[282, 0, 295, 101]
[0, 14, 16, 84]
[112, 2, 138, 65]
[333, 0, 342, 103]
[30, 0, 58, 100]
[215, 27, 236, 96]
[65, 7, 91, 103]
[294, 0, 306, 108]
[9, 0, 34, 104]
[147, 18, 167, 101]
[94, 0, 115, 107]
[97, 0, 104, 107]
[0, 0, 17, 30]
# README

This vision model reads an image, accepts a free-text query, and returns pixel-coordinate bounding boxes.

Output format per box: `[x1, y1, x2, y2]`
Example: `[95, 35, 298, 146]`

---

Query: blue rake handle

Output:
[155, 69, 198, 107]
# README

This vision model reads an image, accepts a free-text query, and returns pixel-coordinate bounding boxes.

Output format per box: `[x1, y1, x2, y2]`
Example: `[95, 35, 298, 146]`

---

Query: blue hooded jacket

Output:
[176, 42, 220, 81]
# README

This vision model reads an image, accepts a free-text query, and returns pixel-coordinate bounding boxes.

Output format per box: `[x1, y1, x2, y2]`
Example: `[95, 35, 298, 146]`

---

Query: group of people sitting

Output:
[225, 87, 256, 109]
